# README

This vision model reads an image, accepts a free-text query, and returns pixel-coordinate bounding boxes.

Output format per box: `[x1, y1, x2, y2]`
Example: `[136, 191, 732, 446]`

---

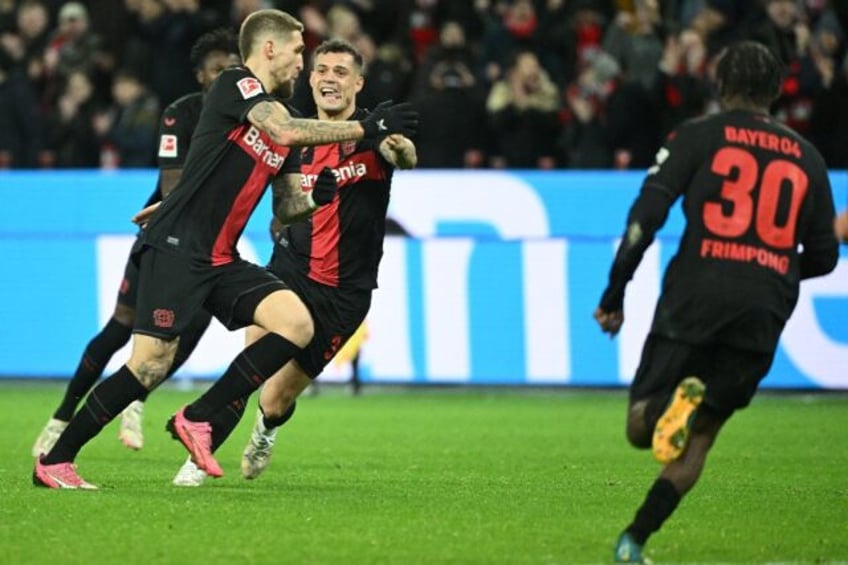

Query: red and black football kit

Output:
[117, 91, 204, 308]
[133, 66, 301, 339]
[601, 109, 838, 411]
[269, 109, 394, 377]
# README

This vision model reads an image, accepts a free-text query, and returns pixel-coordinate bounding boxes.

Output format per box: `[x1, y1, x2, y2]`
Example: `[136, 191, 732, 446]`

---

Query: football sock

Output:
[262, 401, 296, 430]
[210, 397, 248, 452]
[625, 478, 682, 545]
[42, 366, 147, 464]
[53, 318, 132, 421]
[184, 333, 301, 422]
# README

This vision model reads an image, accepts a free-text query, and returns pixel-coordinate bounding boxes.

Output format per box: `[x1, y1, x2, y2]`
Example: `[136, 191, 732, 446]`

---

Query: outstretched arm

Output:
[249, 100, 365, 147]
[248, 99, 419, 147]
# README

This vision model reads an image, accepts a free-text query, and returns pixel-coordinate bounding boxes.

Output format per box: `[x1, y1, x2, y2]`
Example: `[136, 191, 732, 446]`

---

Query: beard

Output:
[274, 79, 294, 100]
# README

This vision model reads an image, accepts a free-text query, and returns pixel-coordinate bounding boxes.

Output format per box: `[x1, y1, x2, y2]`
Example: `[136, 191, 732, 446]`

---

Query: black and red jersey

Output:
[139, 66, 301, 266]
[605, 108, 837, 351]
[141, 91, 204, 208]
[276, 109, 394, 290]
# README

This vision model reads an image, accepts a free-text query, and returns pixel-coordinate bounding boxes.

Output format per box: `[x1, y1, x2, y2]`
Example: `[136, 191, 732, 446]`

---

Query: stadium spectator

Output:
[43, 2, 113, 106]
[413, 20, 487, 168]
[602, 0, 665, 91]
[95, 69, 160, 168]
[0, 40, 44, 167]
[595, 41, 838, 563]
[353, 33, 414, 113]
[486, 48, 560, 168]
[127, 0, 221, 107]
[651, 27, 711, 138]
[6, 0, 50, 89]
[538, 0, 610, 87]
[42, 69, 100, 167]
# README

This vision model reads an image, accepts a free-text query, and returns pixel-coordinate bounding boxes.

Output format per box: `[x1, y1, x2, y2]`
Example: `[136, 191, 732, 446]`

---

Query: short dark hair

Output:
[313, 38, 364, 71]
[190, 28, 239, 70]
[716, 41, 783, 107]
[239, 9, 304, 60]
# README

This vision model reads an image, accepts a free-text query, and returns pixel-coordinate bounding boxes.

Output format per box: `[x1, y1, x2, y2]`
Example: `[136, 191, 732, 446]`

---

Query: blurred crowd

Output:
[1, 0, 847, 170]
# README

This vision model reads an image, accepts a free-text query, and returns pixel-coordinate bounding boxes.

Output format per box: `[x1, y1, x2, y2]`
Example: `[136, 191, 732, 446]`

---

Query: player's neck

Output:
[721, 97, 769, 115]
[318, 105, 356, 122]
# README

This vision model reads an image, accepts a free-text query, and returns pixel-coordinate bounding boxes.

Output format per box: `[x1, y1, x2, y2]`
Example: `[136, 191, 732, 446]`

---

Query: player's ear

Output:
[262, 39, 275, 59]
[354, 74, 364, 94]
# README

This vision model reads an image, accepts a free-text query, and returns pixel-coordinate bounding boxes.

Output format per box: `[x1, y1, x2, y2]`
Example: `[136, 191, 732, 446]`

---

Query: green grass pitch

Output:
[1, 382, 846, 564]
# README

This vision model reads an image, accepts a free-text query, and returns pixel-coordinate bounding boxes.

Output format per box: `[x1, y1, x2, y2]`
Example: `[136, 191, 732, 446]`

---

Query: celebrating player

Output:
[32, 28, 240, 456]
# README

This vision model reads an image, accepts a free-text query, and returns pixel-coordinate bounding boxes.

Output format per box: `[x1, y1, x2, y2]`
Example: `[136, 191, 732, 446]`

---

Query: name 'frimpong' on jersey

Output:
[277, 109, 394, 290]
[137, 66, 301, 265]
[644, 109, 836, 351]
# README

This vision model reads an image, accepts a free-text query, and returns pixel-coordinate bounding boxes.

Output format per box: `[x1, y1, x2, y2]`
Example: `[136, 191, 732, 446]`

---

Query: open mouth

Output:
[319, 85, 341, 102]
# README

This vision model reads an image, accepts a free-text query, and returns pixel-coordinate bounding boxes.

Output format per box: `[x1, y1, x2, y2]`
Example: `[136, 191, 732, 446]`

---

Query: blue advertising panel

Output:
[1, 169, 846, 388]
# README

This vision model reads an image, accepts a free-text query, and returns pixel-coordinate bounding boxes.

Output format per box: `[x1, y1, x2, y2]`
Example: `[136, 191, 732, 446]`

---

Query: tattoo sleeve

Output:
[272, 173, 315, 225]
[249, 100, 364, 146]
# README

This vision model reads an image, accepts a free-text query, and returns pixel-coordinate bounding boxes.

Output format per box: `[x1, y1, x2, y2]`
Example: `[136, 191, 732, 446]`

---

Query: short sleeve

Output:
[205, 67, 277, 124]
[157, 102, 193, 169]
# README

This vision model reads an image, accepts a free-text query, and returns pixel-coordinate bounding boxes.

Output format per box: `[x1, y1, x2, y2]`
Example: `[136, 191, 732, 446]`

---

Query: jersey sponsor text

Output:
[301, 160, 368, 187]
[242, 126, 287, 170]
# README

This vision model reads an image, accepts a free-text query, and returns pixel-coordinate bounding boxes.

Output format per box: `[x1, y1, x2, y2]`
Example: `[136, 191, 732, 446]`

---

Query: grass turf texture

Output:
[1, 383, 846, 564]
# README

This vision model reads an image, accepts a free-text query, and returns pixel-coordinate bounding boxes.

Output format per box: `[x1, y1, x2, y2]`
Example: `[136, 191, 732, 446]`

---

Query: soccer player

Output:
[594, 41, 839, 563]
[171, 38, 417, 487]
[33, 9, 418, 490]
[31, 28, 241, 456]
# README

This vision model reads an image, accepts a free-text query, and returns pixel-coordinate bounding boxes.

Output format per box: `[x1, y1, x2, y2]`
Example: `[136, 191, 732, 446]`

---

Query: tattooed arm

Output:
[248, 100, 365, 146]
[271, 172, 316, 225]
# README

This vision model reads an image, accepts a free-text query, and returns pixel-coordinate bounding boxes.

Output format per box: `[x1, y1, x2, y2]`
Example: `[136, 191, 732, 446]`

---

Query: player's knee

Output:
[625, 402, 652, 449]
[273, 308, 314, 347]
[128, 339, 178, 388]
[112, 304, 136, 327]
[625, 422, 651, 449]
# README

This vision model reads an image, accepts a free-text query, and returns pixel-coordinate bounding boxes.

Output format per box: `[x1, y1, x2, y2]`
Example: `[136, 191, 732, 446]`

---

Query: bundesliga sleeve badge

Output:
[237, 77, 263, 99]
[158, 134, 178, 158]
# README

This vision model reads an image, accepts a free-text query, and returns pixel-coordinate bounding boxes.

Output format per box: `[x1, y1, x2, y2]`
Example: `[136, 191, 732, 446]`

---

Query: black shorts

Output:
[133, 246, 287, 339]
[630, 334, 776, 413]
[268, 252, 371, 378]
[116, 254, 140, 308]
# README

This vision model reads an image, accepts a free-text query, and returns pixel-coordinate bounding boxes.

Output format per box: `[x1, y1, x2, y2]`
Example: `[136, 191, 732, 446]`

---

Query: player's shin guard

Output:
[184, 333, 301, 422]
[54, 318, 132, 421]
[625, 478, 681, 545]
[42, 366, 147, 464]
